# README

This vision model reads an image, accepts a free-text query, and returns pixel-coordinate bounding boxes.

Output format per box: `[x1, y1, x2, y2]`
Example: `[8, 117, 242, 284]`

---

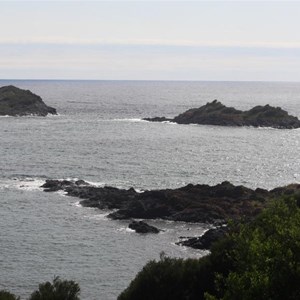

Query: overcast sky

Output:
[1, 1, 300, 81]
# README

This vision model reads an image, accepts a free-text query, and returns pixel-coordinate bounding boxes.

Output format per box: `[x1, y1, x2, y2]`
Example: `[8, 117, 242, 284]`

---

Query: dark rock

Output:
[128, 220, 160, 234]
[176, 227, 228, 250]
[75, 180, 89, 186]
[270, 183, 300, 196]
[41, 179, 90, 192]
[0, 85, 57, 116]
[42, 179, 73, 192]
[144, 100, 300, 129]
[143, 116, 171, 122]
[41, 179, 300, 225]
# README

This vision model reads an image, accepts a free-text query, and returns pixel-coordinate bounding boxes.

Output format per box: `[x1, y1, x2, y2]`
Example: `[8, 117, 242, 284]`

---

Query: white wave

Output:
[54, 177, 103, 187]
[85, 180, 105, 187]
[161, 121, 177, 125]
[117, 227, 135, 233]
[56, 190, 68, 196]
[0, 175, 144, 196]
[47, 113, 63, 118]
[85, 212, 111, 221]
[0, 113, 62, 119]
[126, 227, 135, 232]
[110, 118, 147, 123]
[0, 176, 46, 192]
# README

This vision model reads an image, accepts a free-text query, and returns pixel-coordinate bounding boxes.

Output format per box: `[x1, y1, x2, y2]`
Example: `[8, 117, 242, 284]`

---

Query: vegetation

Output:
[28, 277, 80, 300]
[0, 290, 20, 300]
[119, 195, 300, 300]
[0, 277, 80, 300]
[209, 196, 300, 300]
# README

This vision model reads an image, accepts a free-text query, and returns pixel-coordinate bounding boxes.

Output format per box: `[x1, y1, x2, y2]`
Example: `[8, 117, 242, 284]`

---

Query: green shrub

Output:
[29, 276, 80, 300]
[119, 196, 300, 300]
[0, 290, 20, 300]
[118, 254, 212, 300]
[118, 238, 235, 300]
[208, 196, 300, 300]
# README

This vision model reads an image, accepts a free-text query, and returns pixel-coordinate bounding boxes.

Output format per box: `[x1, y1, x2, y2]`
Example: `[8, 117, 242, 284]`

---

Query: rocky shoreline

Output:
[0, 85, 57, 116]
[42, 179, 300, 224]
[144, 100, 300, 129]
[41, 179, 300, 249]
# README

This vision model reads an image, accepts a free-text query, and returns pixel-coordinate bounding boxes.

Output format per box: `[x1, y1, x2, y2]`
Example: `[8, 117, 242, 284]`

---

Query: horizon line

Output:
[0, 79, 300, 83]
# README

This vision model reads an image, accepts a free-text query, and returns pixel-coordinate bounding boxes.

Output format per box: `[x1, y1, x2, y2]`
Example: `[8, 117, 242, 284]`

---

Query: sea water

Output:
[0, 80, 299, 299]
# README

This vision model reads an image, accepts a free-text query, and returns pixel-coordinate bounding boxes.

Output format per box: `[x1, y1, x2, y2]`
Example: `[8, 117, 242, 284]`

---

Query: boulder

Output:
[176, 227, 228, 250]
[128, 220, 160, 234]
[41, 179, 89, 192]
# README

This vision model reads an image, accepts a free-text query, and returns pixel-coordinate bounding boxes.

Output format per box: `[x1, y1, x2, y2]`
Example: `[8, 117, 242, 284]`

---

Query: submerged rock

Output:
[0, 85, 57, 116]
[128, 220, 160, 234]
[144, 100, 300, 129]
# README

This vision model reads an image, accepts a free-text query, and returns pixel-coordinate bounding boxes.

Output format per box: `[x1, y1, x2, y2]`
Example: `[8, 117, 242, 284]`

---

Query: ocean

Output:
[0, 80, 299, 299]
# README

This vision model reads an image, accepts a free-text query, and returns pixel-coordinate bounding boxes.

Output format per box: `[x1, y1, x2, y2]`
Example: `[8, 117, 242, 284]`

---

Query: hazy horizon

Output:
[1, 1, 300, 81]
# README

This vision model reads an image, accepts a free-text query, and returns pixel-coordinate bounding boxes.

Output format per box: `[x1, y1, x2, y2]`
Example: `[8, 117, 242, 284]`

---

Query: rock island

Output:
[144, 100, 300, 129]
[0, 85, 57, 116]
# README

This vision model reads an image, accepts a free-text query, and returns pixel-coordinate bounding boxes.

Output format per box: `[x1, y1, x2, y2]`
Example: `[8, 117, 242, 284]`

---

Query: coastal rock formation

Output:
[0, 85, 57, 116]
[41, 179, 300, 225]
[176, 227, 228, 250]
[128, 220, 160, 234]
[144, 100, 300, 129]
[43, 179, 90, 192]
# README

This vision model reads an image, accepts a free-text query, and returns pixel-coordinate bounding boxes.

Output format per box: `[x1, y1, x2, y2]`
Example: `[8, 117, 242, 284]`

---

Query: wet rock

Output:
[143, 116, 171, 122]
[42, 179, 74, 192]
[176, 227, 228, 250]
[128, 220, 160, 234]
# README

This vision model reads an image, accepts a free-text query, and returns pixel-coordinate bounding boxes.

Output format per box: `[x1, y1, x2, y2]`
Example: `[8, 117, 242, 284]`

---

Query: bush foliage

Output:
[119, 196, 300, 300]
[211, 196, 300, 300]
[29, 277, 80, 300]
[0, 277, 80, 300]
[0, 290, 20, 300]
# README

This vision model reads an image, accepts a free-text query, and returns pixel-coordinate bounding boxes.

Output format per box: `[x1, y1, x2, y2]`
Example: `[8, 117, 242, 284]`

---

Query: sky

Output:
[0, 1, 300, 81]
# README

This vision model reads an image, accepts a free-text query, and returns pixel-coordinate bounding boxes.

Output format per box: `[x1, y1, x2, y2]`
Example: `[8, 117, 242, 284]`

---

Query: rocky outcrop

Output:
[128, 220, 161, 234]
[41, 179, 300, 225]
[143, 116, 171, 122]
[144, 100, 300, 129]
[0, 85, 57, 116]
[43, 179, 89, 192]
[176, 227, 228, 250]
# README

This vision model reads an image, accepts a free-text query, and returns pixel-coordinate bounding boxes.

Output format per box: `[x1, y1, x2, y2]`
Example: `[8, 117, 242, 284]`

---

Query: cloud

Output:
[1, 37, 300, 50]
[0, 39, 300, 80]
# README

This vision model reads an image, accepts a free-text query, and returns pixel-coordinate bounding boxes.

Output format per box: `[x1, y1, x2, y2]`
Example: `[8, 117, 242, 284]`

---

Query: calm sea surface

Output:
[0, 80, 299, 299]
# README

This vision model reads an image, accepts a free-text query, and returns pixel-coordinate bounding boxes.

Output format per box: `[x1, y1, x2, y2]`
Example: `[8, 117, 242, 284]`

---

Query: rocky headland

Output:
[143, 100, 300, 129]
[0, 85, 57, 116]
[41, 179, 300, 249]
[41, 179, 300, 225]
